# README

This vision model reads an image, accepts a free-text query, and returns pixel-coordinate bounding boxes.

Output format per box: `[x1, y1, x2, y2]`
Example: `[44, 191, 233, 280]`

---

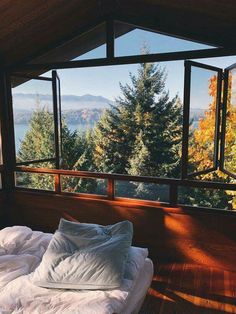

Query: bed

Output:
[0, 225, 153, 314]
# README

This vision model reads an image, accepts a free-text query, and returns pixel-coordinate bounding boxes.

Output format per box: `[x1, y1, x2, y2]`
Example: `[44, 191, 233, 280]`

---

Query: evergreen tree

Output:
[17, 107, 55, 164]
[70, 129, 99, 194]
[94, 105, 134, 173]
[94, 62, 182, 181]
[17, 106, 83, 191]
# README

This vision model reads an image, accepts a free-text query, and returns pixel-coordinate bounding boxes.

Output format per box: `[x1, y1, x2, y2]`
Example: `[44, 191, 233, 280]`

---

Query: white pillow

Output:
[32, 220, 133, 290]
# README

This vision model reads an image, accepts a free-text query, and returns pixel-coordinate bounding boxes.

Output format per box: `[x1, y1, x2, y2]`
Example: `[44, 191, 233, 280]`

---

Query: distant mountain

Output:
[13, 107, 106, 125]
[12, 93, 114, 110]
[12, 93, 207, 126]
[63, 108, 105, 125]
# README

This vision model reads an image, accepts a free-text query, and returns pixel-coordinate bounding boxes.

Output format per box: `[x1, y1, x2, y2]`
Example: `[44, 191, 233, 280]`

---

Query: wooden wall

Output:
[0, 191, 7, 228]
[5, 190, 236, 271]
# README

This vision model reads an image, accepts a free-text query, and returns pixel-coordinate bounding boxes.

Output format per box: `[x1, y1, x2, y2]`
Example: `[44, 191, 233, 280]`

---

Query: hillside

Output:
[12, 93, 113, 110]
[13, 93, 206, 125]
[14, 108, 106, 125]
[13, 93, 113, 125]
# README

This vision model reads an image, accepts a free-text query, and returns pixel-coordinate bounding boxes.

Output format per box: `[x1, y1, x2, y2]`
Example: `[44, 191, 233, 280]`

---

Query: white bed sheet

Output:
[122, 258, 153, 314]
[0, 226, 153, 314]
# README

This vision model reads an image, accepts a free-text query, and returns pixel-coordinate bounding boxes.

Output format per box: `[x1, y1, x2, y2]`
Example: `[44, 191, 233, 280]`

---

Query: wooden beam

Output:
[106, 19, 115, 59]
[7, 48, 236, 73]
[15, 166, 236, 191]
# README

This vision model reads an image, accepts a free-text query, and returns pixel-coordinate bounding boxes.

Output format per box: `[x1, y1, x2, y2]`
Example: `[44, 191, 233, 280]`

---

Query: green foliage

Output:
[17, 107, 55, 164]
[17, 107, 84, 191]
[69, 129, 98, 193]
[94, 62, 182, 199]
[94, 62, 182, 180]
[179, 185, 232, 209]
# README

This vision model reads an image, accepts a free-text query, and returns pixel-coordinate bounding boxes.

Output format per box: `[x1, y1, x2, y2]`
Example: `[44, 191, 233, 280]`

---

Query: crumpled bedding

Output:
[0, 226, 148, 314]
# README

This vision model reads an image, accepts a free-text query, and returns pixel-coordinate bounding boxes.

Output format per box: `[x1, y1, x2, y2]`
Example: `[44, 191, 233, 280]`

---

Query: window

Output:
[182, 61, 222, 177]
[8, 20, 236, 209]
[220, 64, 236, 178]
[11, 72, 61, 169]
[114, 21, 215, 57]
[183, 60, 236, 181]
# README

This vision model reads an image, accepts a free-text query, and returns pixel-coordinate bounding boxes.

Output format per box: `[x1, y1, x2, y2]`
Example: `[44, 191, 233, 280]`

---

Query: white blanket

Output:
[0, 226, 148, 314]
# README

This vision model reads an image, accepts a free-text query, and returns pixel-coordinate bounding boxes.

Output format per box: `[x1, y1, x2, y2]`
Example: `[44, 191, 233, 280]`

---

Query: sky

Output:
[12, 26, 236, 109]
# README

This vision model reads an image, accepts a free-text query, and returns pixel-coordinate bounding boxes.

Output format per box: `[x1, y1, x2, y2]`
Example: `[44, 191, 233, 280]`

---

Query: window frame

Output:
[220, 63, 236, 179]
[182, 60, 223, 178]
[11, 71, 62, 169]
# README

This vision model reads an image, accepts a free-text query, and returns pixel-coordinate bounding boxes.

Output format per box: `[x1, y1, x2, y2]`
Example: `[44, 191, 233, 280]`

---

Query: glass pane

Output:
[11, 77, 56, 164]
[115, 180, 169, 202]
[188, 66, 219, 174]
[115, 21, 215, 57]
[29, 23, 106, 64]
[178, 186, 232, 209]
[61, 176, 107, 195]
[15, 172, 54, 191]
[57, 62, 183, 178]
[224, 68, 236, 175]
[225, 190, 236, 210]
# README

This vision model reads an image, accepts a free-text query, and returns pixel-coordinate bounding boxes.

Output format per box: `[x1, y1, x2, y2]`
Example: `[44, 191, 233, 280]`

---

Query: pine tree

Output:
[17, 106, 83, 191]
[17, 107, 55, 164]
[94, 62, 183, 180]
[93, 105, 134, 173]
[70, 129, 99, 194]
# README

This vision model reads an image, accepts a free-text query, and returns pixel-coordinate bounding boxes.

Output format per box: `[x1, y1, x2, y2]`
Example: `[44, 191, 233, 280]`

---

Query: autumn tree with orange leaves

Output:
[187, 72, 236, 209]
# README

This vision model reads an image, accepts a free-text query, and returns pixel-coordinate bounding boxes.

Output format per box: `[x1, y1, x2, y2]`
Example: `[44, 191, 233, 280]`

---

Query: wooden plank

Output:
[14, 166, 236, 192]
[1, 1, 236, 68]
[140, 262, 236, 314]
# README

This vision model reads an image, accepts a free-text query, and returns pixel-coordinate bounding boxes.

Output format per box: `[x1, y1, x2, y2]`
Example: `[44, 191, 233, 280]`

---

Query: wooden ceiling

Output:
[1, 0, 236, 67]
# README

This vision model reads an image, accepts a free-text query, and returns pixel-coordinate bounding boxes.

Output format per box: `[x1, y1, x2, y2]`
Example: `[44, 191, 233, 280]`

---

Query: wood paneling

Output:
[0, 191, 5, 206]
[0, 0, 110, 66]
[0, 191, 7, 228]
[1, 1, 236, 68]
[115, 0, 236, 48]
[6, 190, 236, 271]
[140, 262, 236, 314]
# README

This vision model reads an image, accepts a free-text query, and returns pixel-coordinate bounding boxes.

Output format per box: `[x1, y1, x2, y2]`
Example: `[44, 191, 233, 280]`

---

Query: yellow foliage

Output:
[189, 73, 236, 209]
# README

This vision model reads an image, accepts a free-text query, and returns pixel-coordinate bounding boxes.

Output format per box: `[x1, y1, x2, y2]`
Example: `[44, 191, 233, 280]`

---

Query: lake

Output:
[14, 124, 91, 152]
[14, 120, 200, 153]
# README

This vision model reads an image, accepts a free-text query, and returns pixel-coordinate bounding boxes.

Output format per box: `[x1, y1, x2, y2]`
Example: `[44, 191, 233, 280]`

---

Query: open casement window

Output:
[220, 63, 236, 179]
[11, 71, 62, 169]
[182, 60, 236, 179]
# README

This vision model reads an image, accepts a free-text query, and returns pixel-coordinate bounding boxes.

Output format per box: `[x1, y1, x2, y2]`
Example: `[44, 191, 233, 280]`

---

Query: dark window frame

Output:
[11, 72, 62, 169]
[182, 60, 223, 178]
